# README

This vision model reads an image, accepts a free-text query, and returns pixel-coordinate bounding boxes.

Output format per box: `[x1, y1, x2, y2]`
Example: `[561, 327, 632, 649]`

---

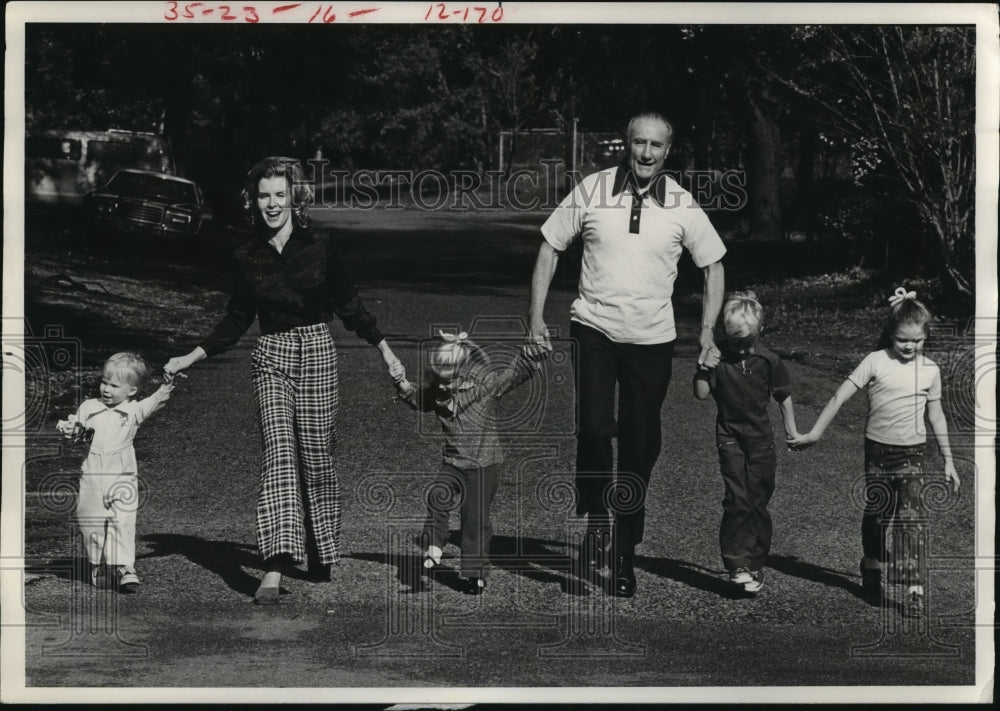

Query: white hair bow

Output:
[438, 330, 468, 343]
[888, 287, 917, 307]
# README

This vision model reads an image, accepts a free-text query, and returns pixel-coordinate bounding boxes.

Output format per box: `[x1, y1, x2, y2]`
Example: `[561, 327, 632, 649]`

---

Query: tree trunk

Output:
[747, 94, 783, 241]
[796, 116, 818, 240]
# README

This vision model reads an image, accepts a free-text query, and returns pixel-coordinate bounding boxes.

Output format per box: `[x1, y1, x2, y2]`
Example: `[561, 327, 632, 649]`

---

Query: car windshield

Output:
[106, 172, 197, 204]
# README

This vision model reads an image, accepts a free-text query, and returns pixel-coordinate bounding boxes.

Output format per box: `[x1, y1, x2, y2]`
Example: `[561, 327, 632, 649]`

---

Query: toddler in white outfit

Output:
[57, 352, 175, 592]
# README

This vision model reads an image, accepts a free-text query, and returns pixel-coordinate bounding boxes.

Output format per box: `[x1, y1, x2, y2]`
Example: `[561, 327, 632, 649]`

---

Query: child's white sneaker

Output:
[743, 569, 764, 594]
[423, 545, 443, 570]
[730, 567, 753, 585]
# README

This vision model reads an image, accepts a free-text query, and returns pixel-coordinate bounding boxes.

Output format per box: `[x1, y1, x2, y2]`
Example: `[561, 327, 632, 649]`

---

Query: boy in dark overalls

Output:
[694, 291, 799, 593]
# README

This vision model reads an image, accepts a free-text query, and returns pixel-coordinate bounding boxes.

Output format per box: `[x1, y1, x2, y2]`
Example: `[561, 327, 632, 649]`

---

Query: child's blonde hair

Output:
[103, 352, 150, 389]
[722, 290, 764, 338]
[428, 331, 489, 382]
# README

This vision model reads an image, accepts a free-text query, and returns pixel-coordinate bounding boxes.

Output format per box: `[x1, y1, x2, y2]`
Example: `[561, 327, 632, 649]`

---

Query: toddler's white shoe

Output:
[118, 566, 140, 593]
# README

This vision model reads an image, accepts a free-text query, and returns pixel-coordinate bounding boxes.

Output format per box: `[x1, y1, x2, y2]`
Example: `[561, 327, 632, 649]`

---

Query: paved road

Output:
[17, 217, 981, 700]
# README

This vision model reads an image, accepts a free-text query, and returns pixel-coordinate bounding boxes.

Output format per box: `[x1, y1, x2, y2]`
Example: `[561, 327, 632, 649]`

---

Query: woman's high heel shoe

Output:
[254, 558, 285, 605]
[253, 584, 280, 605]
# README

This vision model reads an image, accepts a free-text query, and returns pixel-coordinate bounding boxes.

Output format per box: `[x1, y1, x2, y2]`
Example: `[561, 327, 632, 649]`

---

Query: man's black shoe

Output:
[613, 553, 636, 597]
[579, 528, 610, 573]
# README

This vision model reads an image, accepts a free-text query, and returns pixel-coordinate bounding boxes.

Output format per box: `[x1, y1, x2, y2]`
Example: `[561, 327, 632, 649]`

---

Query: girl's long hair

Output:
[877, 291, 932, 349]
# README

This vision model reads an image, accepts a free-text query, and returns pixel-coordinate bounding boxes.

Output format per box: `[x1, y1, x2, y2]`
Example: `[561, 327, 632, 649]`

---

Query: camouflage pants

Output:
[862, 438, 927, 586]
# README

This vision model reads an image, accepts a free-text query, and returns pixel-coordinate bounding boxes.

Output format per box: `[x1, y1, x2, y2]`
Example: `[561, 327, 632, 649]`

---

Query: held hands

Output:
[697, 327, 721, 368]
[394, 377, 416, 398]
[162, 369, 187, 387]
[385, 355, 406, 383]
[786, 430, 820, 450]
[165, 351, 200, 376]
[375, 340, 406, 383]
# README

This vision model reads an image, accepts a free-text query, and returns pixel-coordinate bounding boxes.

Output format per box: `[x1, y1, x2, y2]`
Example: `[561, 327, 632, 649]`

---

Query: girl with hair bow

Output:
[788, 288, 959, 620]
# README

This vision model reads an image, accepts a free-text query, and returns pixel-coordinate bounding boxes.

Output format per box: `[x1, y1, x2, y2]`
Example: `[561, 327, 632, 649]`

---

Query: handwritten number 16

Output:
[309, 5, 337, 22]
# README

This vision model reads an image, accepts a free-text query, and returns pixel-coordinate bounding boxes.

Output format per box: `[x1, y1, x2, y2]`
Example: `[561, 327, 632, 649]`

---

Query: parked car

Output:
[82, 169, 213, 241]
[27, 129, 175, 208]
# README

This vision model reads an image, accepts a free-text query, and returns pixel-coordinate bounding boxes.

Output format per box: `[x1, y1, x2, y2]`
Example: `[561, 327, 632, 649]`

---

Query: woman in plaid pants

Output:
[166, 157, 405, 604]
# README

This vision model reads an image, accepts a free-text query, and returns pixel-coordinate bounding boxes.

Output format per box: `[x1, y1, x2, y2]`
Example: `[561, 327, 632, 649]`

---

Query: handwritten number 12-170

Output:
[164, 2, 260, 22]
[424, 4, 504, 22]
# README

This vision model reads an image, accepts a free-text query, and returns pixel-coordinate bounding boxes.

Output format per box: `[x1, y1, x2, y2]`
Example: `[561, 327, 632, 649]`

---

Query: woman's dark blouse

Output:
[200, 226, 384, 356]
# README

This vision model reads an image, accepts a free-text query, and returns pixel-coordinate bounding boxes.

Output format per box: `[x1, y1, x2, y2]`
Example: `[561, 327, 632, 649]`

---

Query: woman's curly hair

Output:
[241, 156, 314, 229]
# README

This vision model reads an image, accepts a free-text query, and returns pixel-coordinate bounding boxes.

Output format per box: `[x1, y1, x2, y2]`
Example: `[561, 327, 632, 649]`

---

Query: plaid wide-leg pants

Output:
[250, 323, 341, 565]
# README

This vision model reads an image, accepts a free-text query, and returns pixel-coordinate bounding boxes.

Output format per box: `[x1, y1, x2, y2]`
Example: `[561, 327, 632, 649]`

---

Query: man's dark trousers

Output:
[571, 321, 674, 554]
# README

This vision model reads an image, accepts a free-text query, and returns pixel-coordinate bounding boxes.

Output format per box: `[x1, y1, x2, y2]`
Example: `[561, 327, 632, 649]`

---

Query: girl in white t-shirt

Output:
[788, 288, 959, 619]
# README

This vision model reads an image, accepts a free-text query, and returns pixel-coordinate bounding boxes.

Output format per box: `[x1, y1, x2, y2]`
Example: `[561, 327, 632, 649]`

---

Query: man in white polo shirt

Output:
[527, 111, 726, 597]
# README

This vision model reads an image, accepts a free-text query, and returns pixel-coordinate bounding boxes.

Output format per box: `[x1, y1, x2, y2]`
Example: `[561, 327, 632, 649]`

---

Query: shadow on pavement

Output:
[636, 556, 753, 600]
[488, 533, 592, 597]
[766, 554, 864, 601]
[24, 557, 86, 584]
[348, 550, 469, 595]
[350, 532, 592, 597]
[139, 533, 262, 598]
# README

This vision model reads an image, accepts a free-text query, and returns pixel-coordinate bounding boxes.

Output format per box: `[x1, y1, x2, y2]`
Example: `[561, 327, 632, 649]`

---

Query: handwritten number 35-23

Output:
[164, 2, 261, 22]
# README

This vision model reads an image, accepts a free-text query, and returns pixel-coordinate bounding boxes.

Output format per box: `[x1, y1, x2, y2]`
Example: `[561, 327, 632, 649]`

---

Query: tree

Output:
[763, 26, 976, 299]
[469, 30, 544, 176]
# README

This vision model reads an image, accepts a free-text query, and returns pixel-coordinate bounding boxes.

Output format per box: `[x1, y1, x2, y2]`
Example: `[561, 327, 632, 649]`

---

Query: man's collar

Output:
[611, 162, 669, 207]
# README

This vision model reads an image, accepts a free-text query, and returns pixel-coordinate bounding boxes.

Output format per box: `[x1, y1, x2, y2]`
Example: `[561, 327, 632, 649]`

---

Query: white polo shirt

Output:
[541, 166, 727, 344]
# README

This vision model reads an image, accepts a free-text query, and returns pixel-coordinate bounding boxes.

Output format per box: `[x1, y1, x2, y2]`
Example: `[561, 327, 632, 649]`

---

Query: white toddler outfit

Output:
[71, 385, 172, 567]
